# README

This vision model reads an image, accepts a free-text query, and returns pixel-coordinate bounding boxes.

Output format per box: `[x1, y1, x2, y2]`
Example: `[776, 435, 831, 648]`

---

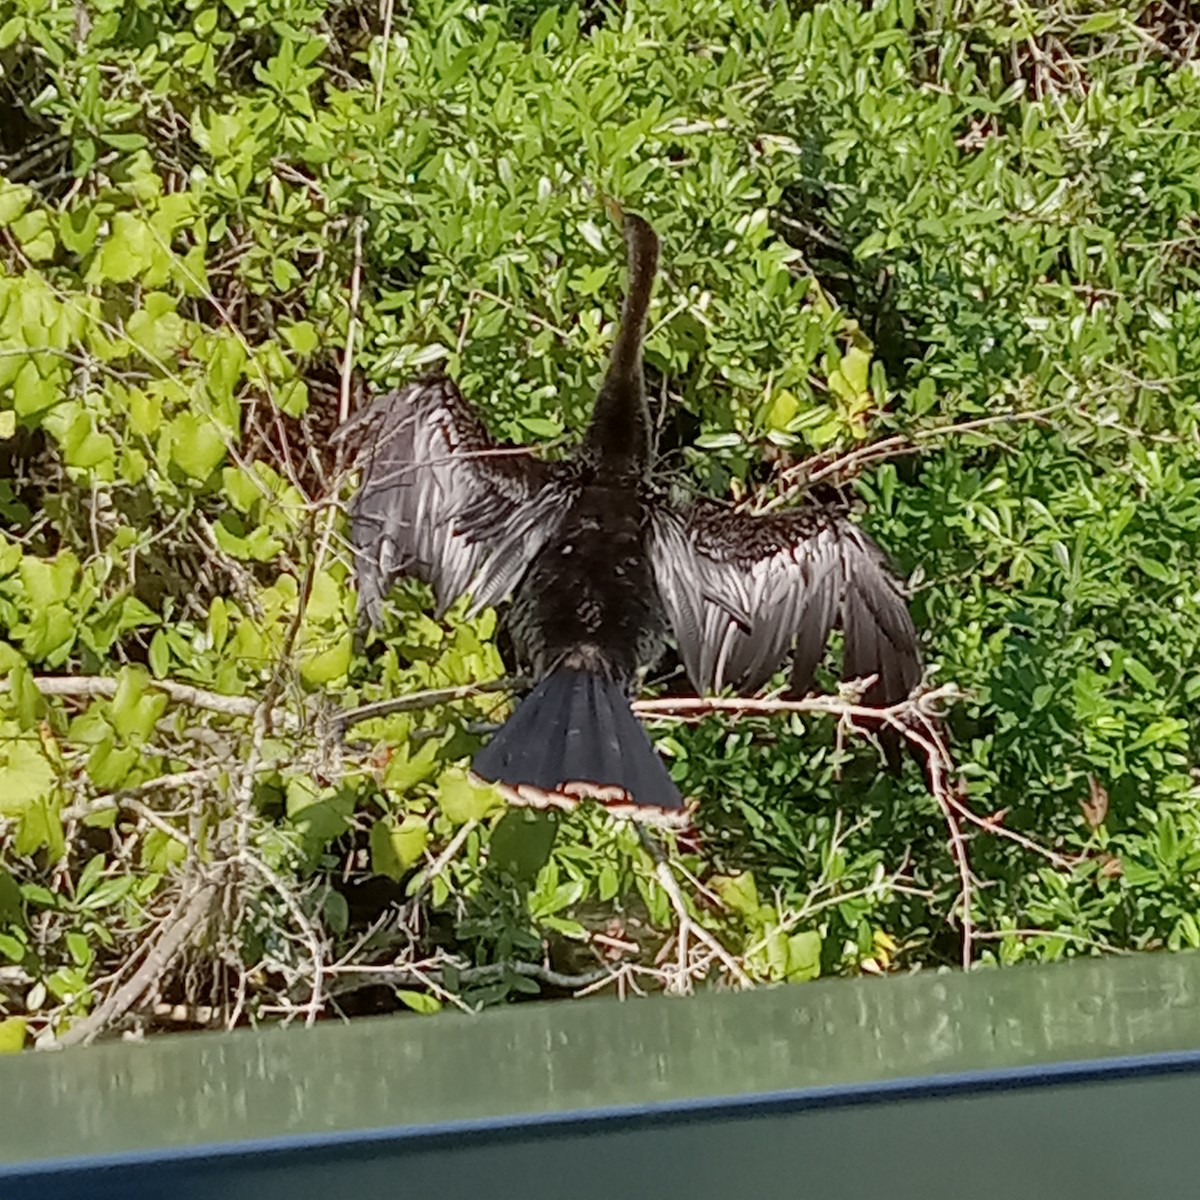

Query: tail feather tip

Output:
[471, 667, 690, 829]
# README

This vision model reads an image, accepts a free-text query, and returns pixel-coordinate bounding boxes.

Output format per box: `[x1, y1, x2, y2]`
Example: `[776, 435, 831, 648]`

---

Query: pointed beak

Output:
[603, 195, 625, 230]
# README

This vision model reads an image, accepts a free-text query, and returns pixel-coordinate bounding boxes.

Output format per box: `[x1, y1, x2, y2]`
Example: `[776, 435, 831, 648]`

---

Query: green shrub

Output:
[1, 0, 1199, 1045]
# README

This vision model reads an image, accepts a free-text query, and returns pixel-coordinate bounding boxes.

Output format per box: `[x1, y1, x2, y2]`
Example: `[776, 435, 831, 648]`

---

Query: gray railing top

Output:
[3, 950, 1200, 1170]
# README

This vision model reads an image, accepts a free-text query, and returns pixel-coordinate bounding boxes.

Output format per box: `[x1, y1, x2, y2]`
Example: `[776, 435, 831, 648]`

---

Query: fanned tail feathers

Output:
[471, 669, 688, 828]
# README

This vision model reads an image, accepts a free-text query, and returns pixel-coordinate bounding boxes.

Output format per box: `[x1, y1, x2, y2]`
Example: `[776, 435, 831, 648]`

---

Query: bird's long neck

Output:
[580, 215, 659, 480]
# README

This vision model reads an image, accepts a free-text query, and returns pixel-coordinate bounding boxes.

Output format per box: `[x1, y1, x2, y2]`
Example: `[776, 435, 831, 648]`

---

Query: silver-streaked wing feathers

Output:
[335, 376, 571, 624]
[648, 502, 921, 704]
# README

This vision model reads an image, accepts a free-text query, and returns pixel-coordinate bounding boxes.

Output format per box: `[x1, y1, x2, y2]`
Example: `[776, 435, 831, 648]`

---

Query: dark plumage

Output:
[337, 213, 921, 823]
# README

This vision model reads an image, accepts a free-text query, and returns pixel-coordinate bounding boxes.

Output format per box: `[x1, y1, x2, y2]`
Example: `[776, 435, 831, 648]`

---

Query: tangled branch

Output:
[6, 664, 1084, 1039]
[636, 682, 975, 967]
[55, 870, 221, 1047]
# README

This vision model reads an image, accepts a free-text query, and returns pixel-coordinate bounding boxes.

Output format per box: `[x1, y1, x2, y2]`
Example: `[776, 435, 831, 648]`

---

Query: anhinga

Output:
[337, 214, 921, 827]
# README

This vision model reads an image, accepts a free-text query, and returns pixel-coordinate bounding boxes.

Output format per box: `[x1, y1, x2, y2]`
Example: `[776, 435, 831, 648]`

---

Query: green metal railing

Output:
[3, 951, 1200, 1198]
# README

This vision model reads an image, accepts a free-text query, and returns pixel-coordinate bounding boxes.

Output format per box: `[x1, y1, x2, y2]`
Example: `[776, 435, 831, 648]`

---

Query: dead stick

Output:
[336, 678, 526, 732]
[55, 878, 218, 1047]
[338, 218, 364, 426]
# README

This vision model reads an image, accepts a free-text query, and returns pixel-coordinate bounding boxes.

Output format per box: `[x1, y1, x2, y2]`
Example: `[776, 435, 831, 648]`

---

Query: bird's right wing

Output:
[334, 376, 573, 624]
[648, 501, 921, 706]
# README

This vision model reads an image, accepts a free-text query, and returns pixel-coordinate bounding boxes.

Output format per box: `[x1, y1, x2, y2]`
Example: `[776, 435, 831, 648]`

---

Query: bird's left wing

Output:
[648, 501, 921, 705]
[335, 376, 573, 624]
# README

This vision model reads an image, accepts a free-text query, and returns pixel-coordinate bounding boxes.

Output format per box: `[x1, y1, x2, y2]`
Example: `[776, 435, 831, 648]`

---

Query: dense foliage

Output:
[1, 0, 1199, 1047]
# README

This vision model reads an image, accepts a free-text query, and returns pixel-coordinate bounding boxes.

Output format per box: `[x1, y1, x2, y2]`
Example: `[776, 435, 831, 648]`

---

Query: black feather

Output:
[651, 504, 921, 707]
[473, 669, 685, 821]
[334, 376, 572, 625]
[788, 560, 840, 697]
[342, 213, 925, 818]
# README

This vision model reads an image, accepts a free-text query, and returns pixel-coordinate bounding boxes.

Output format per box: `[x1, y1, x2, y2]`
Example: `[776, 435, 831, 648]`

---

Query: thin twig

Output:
[245, 854, 326, 1027]
[654, 857, 753, 989]
[637, 831, 752, 991]
[11, 674, 293, 726]
[909, 716, 974, 970]
[757, 403, 1068, 511]
[635, 685, 976, 967]
[336, 678, 526, 732]
[337, 217, 364, 427]
[405, 819, 478, 905]
[945, 792, 1076, 870]
[9, 674, 527, 737]
[374, 0, 396, 112]
[633, 683, 962, 724]
[55, 875, 219, 1047]
[973, 928, 1128, 955]
[326, 959, 615, 996]
[60, 769, 218, 824]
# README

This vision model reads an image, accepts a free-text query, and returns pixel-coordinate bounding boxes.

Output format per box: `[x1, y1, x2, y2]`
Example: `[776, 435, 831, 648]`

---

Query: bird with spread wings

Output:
[336, 214, 921, 825]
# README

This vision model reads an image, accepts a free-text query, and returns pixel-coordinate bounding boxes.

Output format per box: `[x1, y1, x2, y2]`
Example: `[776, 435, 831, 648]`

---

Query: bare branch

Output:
[326, 959, 617, 997]
[632, 683, 962, 724]
[54, 873, 219, 1047]
[335, 677, 526, 732]
[10, 674, 296, 727]
[636, 830, 753, 992]
[338, 217, 365, 427]
[756, 403, 1068, 511]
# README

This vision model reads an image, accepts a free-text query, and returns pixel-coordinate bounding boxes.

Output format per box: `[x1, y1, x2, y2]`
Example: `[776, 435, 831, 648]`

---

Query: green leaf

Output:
[323, 890, 349, 934]
[0, 726, 58, 815]
[13, 793, 64, 858]
[270, 257, 300, 291]
[12, 361, 61, 417]
[280, 321, 319, 356]
[1, 662, 46, 729]
[786, 930, 822, 982]
[0, 1017, 26, 1054]
[519, 416, 562, 438]
[79, 875, 136, 910]
[369, 815, 429, 880]
[578, 219, 605, 252]
[839, 346, 871, 394]
[489, 808, 557, 881]
[0, 181, 32, 226]
[765, 389, 798, 431]
[383, 737, 442, 793]
[66, 930, 92, 966]
[221, 466, 263, 512]
[395, 989, 442, 1014]
[86, 738, 139, 789]
[60, 412, 115, 471]
[126, 293, 185, 359]
[140, 829, 186, 873]
[148, 630, 170, 678]
[75, 854, 106, 900]
[101, 132, 149, 152]
[285, 779, 353, 844]
[1137, 556, 1172, 583]
[110, 667, 168, 742]
[1078, 11, 1121, 33]
[88, 212, 157, 284]
[436, 769, 502, 824]
[19, 551, 79, 608]
[694, 431, 743, 450]
[18, 604, 76, 664]
[299, 632, 352, 686]
[273, 379, 308, 417]
[0, 869, 23, 925]
[530, 4, 558, 49]
[714, 871, 762, 918]
[169, 412, 227, 480]
[11, 209, 55, 261]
